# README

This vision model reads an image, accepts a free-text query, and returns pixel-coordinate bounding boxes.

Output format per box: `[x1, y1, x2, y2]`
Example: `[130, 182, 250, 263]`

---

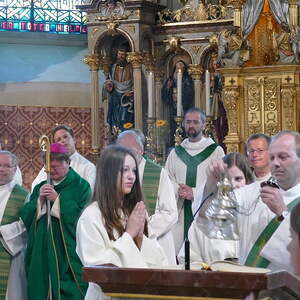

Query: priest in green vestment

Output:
[0, 150, 28, 300]
[20, 143, 91, 300]
[165, 108, 225, 254]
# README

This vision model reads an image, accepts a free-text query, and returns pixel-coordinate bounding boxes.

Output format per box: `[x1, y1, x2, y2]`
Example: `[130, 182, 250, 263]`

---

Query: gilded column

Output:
[188, 64, 203, 110]
[289, 0, 298, 28]
[281, 79, 297, 131]
[127, 52, 144, 130]
[228, 0, 245, 28]
[223, 83, 241, 152]
[84, 54, 102, 154]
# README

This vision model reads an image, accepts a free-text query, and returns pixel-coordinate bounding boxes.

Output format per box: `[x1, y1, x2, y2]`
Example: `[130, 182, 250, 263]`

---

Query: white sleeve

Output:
[0, 219, 27, 256]
[165, 150, 179, 197]
[31, 168, 47, 192]
[148, 168, 178, 238]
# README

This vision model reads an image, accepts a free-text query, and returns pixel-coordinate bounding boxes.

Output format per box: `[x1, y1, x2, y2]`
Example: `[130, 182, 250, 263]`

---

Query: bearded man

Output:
[104, 47, 134, 131]
[165, 107, 224, 254]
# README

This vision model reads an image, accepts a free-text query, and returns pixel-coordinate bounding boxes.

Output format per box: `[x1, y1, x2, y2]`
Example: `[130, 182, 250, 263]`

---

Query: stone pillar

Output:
[188, 64, 203, 110]
[127, 52, 144, 130]
[84, 54, 102, 154]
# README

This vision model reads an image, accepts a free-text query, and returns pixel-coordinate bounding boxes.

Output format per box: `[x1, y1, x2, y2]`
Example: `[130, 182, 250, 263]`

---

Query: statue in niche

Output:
[210, 59, 228, 151]
[103, 47, 134, 132]
[216, 29, 249, 67]
[161, 59, 194, 146]
[273, 23, 298, 64]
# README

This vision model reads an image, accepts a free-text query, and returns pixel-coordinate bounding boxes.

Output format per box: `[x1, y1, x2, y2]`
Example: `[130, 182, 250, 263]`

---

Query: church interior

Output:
[1, 1, 300, 299]
[1, 0, 300, 189]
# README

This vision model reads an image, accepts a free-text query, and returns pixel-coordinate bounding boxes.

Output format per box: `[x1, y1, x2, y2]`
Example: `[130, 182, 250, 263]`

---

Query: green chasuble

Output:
[175, 143, 218, 238]
[245, 196, 300, 268]
[0, 184, 28, 300]
[142, 156, 161, 216]
[20, 168, 91, 300]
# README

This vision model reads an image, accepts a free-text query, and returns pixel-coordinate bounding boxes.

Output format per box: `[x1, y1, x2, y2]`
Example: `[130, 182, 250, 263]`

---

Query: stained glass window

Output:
[0, 0, 87, 34]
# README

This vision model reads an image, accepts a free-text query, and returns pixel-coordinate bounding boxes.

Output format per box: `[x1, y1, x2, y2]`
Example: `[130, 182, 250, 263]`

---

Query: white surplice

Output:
[76, 202, 168, 300]
[235, 181, 300, 271]
[177, 217, 239, 265]
[0, 182, 27, 300]
[165, 137, 224, 254]
[139, 157, 178, 265]
[31, 151, 96, 191]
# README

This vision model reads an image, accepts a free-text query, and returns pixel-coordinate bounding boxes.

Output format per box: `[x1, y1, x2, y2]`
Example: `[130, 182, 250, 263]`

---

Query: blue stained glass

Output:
[0, 0, 86, 34]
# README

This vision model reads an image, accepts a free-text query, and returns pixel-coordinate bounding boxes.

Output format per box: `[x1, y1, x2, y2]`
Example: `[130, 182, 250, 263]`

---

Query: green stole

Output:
[21, 168, 90, 300]
[245, 196, 300, 267]
[0, 184, 28, 300]
[175, 143, 218, 238]
[142, 156, 161, 216]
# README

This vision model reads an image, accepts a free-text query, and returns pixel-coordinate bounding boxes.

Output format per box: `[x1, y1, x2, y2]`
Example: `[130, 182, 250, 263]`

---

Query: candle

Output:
[147, 71, 154, 118]
[205, 69, 210, 116]
[177, 68, 183, 117]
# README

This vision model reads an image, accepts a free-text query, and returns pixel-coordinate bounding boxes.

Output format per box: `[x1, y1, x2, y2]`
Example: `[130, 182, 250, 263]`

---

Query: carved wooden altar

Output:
[83, 265, 300, 299]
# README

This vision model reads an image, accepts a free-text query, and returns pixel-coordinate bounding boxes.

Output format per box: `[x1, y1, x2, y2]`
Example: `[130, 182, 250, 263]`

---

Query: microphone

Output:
[184, 191, 214, 270]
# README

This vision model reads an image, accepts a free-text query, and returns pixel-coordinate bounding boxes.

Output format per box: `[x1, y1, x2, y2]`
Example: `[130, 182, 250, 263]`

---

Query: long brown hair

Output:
[93, 145, 147, 240]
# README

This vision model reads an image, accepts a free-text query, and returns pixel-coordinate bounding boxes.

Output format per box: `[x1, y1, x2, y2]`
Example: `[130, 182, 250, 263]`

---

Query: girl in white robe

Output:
[76, 145, 168, 300]
[178, 152, 255, 265]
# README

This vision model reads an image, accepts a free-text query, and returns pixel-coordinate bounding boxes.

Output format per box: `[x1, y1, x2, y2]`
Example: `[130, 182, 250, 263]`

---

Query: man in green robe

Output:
[21, 143, 91, 300]
[0, 150, 28, 300]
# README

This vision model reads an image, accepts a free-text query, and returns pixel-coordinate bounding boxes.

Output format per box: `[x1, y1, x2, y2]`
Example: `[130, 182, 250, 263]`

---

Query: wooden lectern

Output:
[83, 265, 300, 299]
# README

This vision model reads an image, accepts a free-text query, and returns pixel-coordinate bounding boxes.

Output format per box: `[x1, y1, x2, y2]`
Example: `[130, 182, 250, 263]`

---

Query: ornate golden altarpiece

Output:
[78, 0, 235, 155]
[78, 0, 300, 156]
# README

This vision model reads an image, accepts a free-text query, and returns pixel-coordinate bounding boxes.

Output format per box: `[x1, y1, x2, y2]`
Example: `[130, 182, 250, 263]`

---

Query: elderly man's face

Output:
[0, 154, 16, 185]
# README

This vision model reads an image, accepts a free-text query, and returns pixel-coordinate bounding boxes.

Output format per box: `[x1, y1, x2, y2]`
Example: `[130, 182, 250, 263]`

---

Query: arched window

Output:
[0, 0, 86, 34]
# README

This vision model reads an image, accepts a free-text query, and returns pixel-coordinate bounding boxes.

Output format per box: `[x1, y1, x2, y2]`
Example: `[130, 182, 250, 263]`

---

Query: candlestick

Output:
[147, 71, 154, 118]
[205, 69, 210, 116]
[177, 69, 183, 117]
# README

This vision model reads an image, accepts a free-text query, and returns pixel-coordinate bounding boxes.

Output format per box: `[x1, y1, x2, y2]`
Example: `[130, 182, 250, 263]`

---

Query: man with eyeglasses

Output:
[200, 131, 300, 272]
[165, 107, 224, 255]
[0, 143, 22, 186]
[0, 150, 29, 300]
[245, 133, 271, 182]
[21, 143, 91, 300]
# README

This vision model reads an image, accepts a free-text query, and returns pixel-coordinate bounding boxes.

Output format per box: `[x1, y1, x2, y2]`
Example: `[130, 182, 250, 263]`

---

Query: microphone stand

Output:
[39, 135, 52, 300]
[184, 192, 214, 270]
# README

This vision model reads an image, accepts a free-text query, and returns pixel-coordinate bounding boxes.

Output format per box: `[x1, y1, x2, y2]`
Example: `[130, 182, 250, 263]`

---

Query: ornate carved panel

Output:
[0, 105, 103, 190]
[245, 77, 281, 136]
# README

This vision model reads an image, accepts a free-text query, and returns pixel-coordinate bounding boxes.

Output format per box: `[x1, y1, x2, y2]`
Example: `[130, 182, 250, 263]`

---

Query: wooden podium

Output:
[83, 265, 300, 299]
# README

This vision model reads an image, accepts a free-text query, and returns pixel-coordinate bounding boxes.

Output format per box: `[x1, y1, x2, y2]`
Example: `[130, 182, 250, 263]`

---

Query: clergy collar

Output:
[181, 136, 212, 150]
